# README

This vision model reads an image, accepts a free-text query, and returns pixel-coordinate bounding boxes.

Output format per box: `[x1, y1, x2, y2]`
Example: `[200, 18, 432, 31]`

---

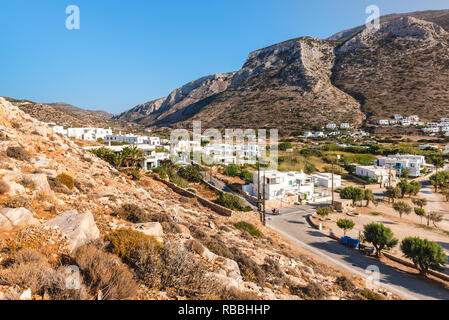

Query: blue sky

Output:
[0, 0, 448, 114]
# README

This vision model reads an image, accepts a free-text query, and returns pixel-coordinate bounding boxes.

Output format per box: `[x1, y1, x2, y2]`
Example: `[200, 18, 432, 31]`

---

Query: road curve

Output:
[267, 206, 449, 300]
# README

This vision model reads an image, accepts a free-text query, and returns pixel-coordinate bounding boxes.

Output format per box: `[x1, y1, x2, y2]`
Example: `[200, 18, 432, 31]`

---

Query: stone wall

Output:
[153, 175, 233, 217]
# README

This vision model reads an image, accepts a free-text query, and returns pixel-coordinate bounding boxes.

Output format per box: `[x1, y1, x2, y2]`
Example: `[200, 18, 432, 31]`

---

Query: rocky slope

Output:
[119, 9, 449, 133]
[4, 98, 126, 129]
[0, 97, 395, 300]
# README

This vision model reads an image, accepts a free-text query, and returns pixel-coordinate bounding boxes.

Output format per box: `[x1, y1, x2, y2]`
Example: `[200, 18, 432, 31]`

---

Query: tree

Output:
[441, 188, 449, 202]
[384, 186, 401, 203]
[224, 164, 240, 177]
[412, 198, 427, 209]
[364, 189, 375, 207]
[392, 201, 412, 219]
[340, 186, 365, 207]
[177, 165, 203, 183]
[278, 142, 293, 151]
[401, 168, 411, 178]
[363, 222, 398, 257]
[428, 211, 443, 228]
[397, 179, 413, 198]
[400, 237, 447, 276]
[240, 170, 253, 183]
[409, 181, 422, 197]
[337, 219, 355, 236]
[414, 207, 426, 226]
[121, 146, 144, 168]
[430, 156, 445, 193]
[316, 207, 332, 218]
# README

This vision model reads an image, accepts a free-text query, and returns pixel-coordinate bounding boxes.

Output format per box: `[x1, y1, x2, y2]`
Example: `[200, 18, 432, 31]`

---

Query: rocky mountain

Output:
[4, 97, 128, 129]
[119, 9, 449, 134]
[0, 97, 393, 300]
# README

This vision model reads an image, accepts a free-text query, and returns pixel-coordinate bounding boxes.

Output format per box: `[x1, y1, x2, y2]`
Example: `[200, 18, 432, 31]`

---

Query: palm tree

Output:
[431, 156, 445, 193]
[121, 146, 144, 168]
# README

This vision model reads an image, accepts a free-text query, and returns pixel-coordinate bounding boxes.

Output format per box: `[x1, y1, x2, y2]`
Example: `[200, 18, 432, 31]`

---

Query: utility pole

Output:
[262, 168, 266, 226]
[331, 160, 335, 211]
[257, 160, 261, 222]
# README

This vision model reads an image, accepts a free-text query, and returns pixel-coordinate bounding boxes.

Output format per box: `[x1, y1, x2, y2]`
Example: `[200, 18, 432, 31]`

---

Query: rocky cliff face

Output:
[119, 9, 449, 132]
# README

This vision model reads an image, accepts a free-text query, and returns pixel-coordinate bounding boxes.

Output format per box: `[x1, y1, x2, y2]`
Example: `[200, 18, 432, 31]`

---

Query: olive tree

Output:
[400, 237, 447, 276]
[337, 219, 355, 236]
[392, 201, 412, 219]
[363, 222, 398, 257]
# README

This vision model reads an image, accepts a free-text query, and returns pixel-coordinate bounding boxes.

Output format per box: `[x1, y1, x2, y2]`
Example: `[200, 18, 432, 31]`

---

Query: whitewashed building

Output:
[312, 173, 342, 188]
[374, 154, 426, 177]
[355, 166, 392, 184]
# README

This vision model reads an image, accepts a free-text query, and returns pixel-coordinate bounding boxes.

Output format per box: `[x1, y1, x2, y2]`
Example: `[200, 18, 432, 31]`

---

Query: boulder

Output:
[133, 222, 164, 240]
[45, 210, 100, 252]
[19, 289, 32, 301]
[0, 208, 39, 231]
[21, 174, 52, 194]
[3, 180, 25, 196]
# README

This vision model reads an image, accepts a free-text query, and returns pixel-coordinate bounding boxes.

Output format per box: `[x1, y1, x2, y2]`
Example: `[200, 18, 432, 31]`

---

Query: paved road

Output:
[267, 206, 449, 300]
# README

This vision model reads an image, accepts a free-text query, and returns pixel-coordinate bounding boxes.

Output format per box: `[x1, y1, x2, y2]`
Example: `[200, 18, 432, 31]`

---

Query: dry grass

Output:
[6, 146, 30, 162]
[0, 181, 10, 195]
[74, 244, 139, 300]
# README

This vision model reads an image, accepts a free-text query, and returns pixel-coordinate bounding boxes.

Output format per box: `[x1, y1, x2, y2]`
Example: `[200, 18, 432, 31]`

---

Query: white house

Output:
[340, 123, 350, 129]
[302, 132, 313, 138]
[374, 154, 426, 177]
[419, 144, 439, 150]
[394, 114, 403, 120]
[312, 173, 341, 188]
[67, 127, 112, 141]
[105, 134, 147, 144]
[378, 120, 390, 126]
[407, 115, 420, 122]
[401, 120, 411, 126]
[251, 170, 315, 202]
[326, 123, 337, 130]
[355, 166, 392, 184]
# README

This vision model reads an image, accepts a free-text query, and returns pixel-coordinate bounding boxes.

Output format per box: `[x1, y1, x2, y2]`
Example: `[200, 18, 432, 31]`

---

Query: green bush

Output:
[215, 192, 248, 211]
[316, 206, 332, 217]
[234, 222, 263, 238]
[224, 164, 240, 177]
[177, 165, 203, 183]
[240, 170, 253, 183]
[278, 142, 292, 151]
[363, 222, 398, 257]
[359, 289, 385, 300]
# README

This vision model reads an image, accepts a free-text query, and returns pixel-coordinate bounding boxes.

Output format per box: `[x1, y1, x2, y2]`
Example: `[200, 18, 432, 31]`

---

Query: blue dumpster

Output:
[341, 236, 350, 245]
[348, 238, 360, 249]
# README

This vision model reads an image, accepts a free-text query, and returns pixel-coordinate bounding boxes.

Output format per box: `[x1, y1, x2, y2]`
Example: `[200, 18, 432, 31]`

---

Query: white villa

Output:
[378, 120, 390, 126]
[67, 127, 113, 141]
[312, 173, 342, 188]
[250, 170, 315, 202]
[355, 165, 392, 185]
[374, 154, 426, 177]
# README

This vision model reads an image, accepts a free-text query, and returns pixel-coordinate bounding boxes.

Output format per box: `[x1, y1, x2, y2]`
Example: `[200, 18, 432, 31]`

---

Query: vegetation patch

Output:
[234, 221, 264, 238]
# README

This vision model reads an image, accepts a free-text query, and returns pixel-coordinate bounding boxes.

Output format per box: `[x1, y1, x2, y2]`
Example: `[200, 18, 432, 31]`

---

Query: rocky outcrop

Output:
[0, 208, 39, 231]
[133, 222, 164, 240]
[45, 210, 100, 252]
[337, 16, 448, 53]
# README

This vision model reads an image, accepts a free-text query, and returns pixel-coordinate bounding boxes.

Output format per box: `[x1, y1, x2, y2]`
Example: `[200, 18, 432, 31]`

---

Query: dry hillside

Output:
[0, 97, 395, 300]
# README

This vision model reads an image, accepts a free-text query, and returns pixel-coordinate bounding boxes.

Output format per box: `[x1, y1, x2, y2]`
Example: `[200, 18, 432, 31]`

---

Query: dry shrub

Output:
[203, 238, 233, 259]
[6, 146, 30, 162]
[0, 249, 86, 300]
[230, 247, 265, 286]
[139, 241, 216, 297]
[56, 174, 74, 190]
[47, 176, 72, 194]
[104, 228, 163, 269]
[185, 239, 205, 255]
[74, 244, 138, 300]
[113, 204, 150, 223]
[262, 258, 286, 286]
[6, 225, 70, 259]
[19, 176, 36, 189]
[3, 196, 28, 208]
[0, 180, 10, 195]
[336, 276, 355, 292]
[289, 282, 328, 300]
[220, 287, 261, 300]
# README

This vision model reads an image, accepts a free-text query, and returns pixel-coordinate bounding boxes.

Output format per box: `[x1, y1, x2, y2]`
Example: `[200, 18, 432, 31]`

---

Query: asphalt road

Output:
[267, 206, 449, 300]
